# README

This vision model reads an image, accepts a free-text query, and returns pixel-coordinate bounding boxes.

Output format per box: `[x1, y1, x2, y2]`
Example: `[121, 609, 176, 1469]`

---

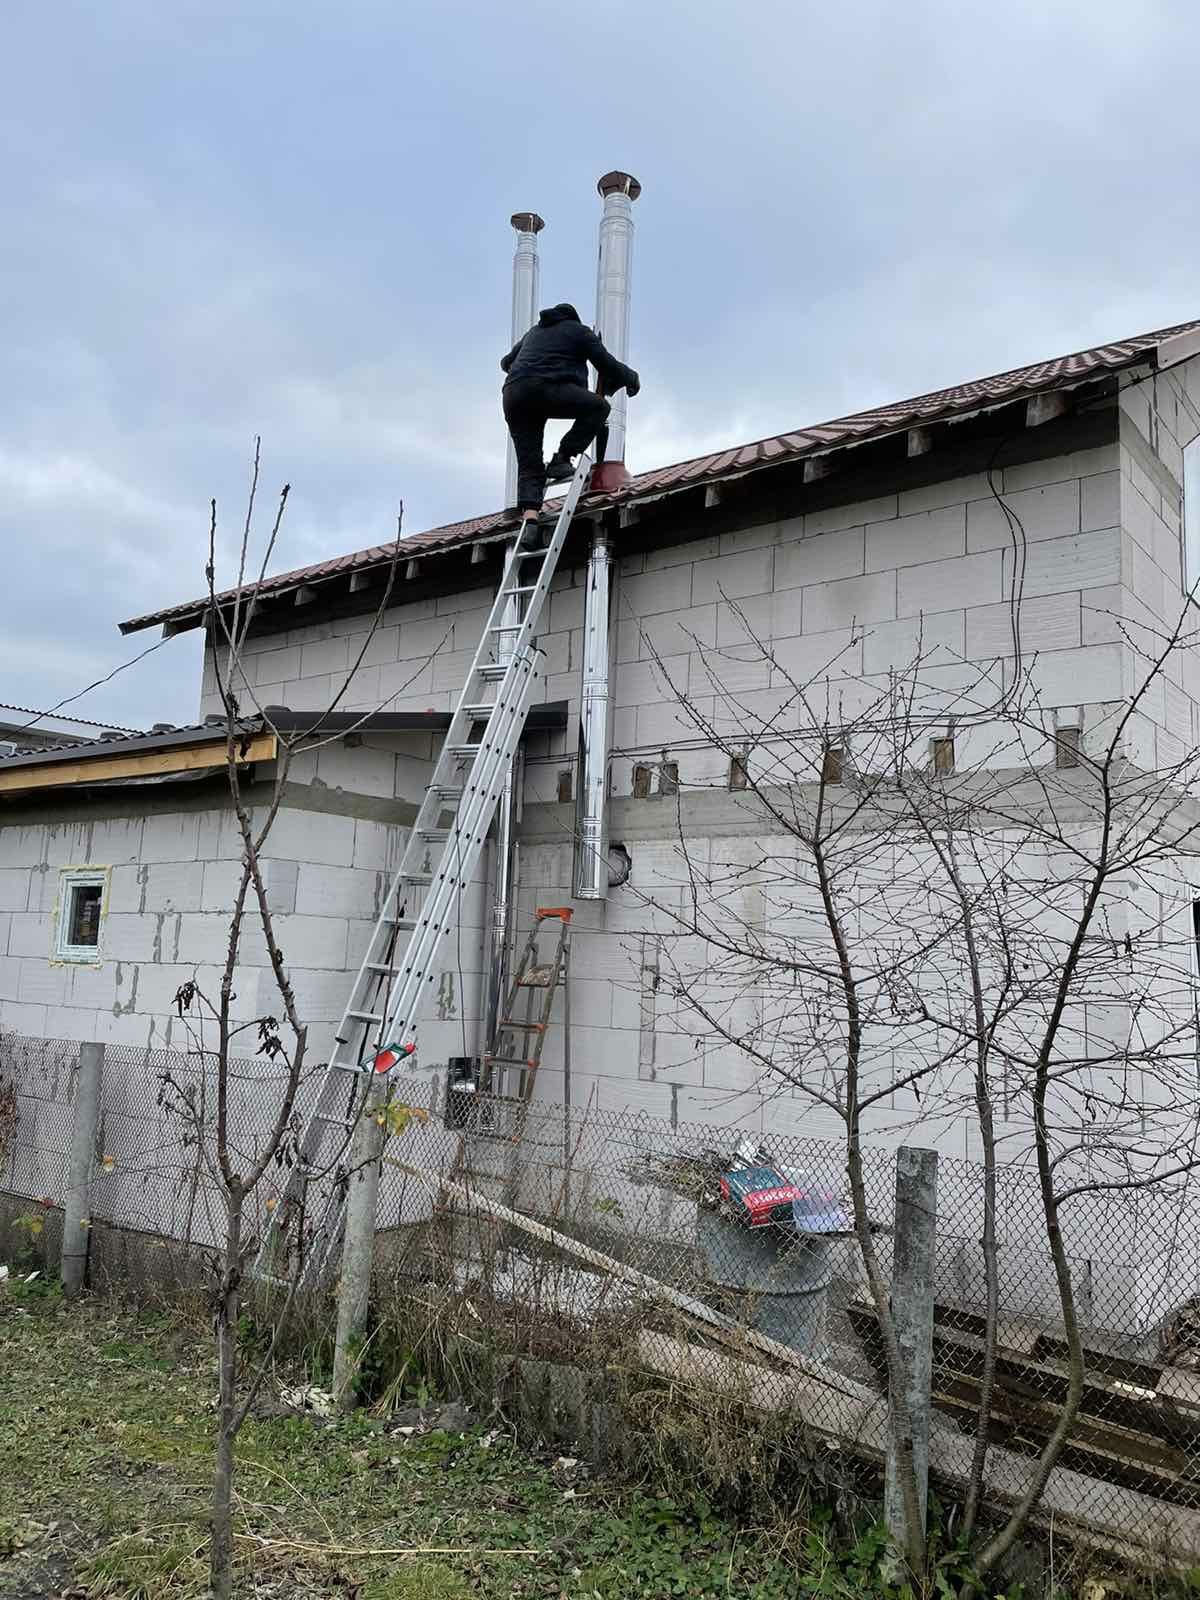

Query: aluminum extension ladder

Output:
[254, 454, 593, 1284]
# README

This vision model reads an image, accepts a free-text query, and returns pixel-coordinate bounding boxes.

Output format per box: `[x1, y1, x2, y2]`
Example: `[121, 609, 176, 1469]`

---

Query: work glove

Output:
[625, 370, 641, 398]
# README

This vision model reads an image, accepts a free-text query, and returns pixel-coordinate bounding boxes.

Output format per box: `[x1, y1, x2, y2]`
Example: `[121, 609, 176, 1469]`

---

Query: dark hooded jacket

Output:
[501, 303, 638, 395]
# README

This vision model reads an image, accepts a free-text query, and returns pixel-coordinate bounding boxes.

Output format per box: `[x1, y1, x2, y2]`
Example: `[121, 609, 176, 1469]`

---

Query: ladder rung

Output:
[477, 665, 508, 681]
[447, 743, 482, 757]
[330, 1059, 367, 1075]
[386, 916, 417, 931]
[507, 585, 538, 596]
[462, 705, 494, 719]
[346, 1008, 383, 1023]
[432, 783, 464, 798]
[366, 961, 396, 974]
[403, 872, 433, 886]
[417, 828, 450, 842]
[500, 1019, 547, 1032]
[488, 1056, 536, 1068]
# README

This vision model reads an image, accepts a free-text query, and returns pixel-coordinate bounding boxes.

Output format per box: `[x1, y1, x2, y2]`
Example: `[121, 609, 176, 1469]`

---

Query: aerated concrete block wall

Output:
[0, 741, 487, 1065]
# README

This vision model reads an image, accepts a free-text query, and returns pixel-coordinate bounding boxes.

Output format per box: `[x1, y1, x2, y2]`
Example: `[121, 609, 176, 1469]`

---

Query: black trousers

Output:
[502, 377, 611, 511]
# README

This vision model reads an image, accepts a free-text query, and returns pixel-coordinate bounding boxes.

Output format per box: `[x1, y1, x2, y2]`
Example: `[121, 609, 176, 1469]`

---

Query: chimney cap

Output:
[510, 212, 545, 234]
[597, 171, 641, 201]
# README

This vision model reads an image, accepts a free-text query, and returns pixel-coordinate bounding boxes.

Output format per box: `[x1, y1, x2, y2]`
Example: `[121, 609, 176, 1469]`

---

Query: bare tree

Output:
[161, 444, 436, 1600]
[631, 590, 1200, 1579]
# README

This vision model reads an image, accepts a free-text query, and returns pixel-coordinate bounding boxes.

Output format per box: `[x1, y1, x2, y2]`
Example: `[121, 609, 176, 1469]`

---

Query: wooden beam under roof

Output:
[0, 732, 278, 797]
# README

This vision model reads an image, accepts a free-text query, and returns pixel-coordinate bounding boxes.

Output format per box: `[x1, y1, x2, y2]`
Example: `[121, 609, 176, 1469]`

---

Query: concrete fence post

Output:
[884, 1145, 938, 1555]
[332, 1081, 386, 1407]
[61, 1042, 104, 1297]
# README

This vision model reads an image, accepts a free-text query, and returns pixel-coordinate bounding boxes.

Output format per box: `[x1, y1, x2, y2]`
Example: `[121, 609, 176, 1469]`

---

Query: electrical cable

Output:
[11, 634, 173, 733]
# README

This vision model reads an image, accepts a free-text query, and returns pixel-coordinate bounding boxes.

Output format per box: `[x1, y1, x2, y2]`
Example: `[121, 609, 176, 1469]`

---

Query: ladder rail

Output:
[253, 454, 593, 1285]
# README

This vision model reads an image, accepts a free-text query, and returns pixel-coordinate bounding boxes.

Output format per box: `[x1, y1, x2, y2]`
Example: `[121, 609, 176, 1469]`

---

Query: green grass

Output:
[0, 1283, 808, 1598]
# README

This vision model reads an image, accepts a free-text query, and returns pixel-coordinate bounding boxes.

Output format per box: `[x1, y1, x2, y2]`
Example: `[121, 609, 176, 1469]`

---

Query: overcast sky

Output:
[4, 0, 1198, 730]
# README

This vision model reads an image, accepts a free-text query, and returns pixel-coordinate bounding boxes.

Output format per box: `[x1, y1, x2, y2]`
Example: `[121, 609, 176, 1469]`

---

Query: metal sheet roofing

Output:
[120, 315, 1200, 638]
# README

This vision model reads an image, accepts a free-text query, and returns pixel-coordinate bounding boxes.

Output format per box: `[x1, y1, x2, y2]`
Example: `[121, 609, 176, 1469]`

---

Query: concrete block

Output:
[1121, 477, 1160, 555]
[1082, 470, 1120, 533]
[719, 520, 779, 555]
[0, 870, 30, 913]
[687, 645, 773, 697]
[804, 493, 897, 536]
[0, 913, 10, 957]
[690, 547, 774, 606]
[435, 584, 493, 617]
[635, 698, 706, 749]
[272, 914, 349, 970]
[1004, 528, 1120, 597]
[0, 954, 23, 1003]
[67, 961, 119, 1010]
[394, 614, 459, 663]
[253, 643, 302, 683]
[103, 910, 179, 964]
[622, 565, 693, 619]
[614, 655, 690, 708]
[200, 859, 244, 915]
[0, 1000, 49, 1039]
[866, 503, 966, 571]
[17, 960, 70, 1007]
[967, 478, 1081, 552]
[1030, 644, 1123, 706]
[548, 584, 586, 634]
[1002, 445, 1116, 494]
[715, 591, 774, 647]
[1128, 536, 1166, 615]
[264, 808, 357, 868]
[1080, 584, 1124, 645]
[279, 673, 332, 709]
[139, 815, 202, 866]
[7, 913, 49, 960]
[646, 535, 718, 572]
[378, 658, 435, 703]
[897, 472, 992, 516]
[0, 825, 49, 871]
[861, 609, 964, 674]
[141, 862, 205, 913]
[775, 526, 866, 591]
[966, 592, 1081, 657]
[295, 863, 377, 920]
[803, 569, 897, 631]
[899, 551, 1003, 618]
[636, 604, 718, 662]
[89, 817, 149, 865]
[431, 648, 474, 692]
[769, 627, 863, 685]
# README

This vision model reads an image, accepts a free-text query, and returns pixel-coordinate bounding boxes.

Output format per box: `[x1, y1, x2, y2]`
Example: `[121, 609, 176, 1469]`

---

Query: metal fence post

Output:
[884, 1145, 938, 1554]
[332, 1082, 385, 1407]
[61, 1042, 104, 1297]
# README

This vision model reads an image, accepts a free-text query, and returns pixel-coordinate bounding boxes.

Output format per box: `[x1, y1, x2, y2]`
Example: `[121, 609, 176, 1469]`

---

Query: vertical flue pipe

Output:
[574, 170, 641, 898]
[504, 212, 545, 509]
[589, 171, 641, 494]
[487, 212, 544, 1054]
[573, 531, 613, 899]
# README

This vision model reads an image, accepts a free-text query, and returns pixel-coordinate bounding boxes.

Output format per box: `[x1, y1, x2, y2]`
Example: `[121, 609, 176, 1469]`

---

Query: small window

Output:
[1185, 437, 1200, 597]
[1055, 726, 1082, 770]
[55, 868, 109, 962]
[931, 736, 955, 776]
[821, 745, 845, 785]
[658, 760, 679, 798]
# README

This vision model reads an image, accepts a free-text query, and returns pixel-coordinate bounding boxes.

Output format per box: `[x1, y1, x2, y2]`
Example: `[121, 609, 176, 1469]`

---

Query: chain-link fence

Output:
[5, 1030, 1200, 1559]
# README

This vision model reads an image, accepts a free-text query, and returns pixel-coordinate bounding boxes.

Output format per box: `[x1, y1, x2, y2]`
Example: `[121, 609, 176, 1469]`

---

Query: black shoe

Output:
[544, 453, 575, 484]
[516, 517, 549, 552]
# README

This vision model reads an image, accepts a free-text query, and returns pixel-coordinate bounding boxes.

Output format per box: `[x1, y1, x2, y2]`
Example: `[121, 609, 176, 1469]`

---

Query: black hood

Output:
[538, 303, 581, 326]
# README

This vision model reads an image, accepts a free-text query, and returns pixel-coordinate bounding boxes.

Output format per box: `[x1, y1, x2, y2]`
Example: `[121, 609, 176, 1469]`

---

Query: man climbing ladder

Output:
[501, 302, 641, 526]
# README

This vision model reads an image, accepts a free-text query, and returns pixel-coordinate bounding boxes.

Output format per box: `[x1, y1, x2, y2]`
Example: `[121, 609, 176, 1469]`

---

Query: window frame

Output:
[53, 866, 110, 964]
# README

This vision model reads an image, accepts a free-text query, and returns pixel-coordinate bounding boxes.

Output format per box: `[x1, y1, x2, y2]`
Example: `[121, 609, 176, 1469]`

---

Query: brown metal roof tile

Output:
[120, 315, 1200, 636]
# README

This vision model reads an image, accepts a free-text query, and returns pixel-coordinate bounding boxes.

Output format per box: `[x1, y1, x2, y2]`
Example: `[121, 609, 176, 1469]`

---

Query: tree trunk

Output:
[209, 1185, 243, 1600]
